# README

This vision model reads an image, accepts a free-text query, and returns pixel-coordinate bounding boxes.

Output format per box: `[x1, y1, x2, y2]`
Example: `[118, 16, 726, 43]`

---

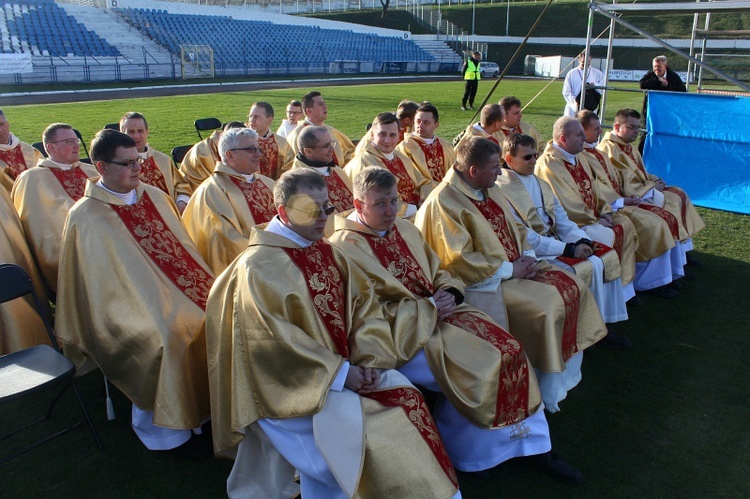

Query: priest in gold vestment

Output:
[0, 109, 42, 194]
[56, 130, 212, 452]
[11, 123, 98, 292]
[183, 128, 276, 275]
[247, 102, 294, 180]
[497, 96, 545, 154]
[415, 136, 607, 412]
[396, 102, 456, 182]
[120, 112, 192, 213]
[454, 103, 504, 151]
[205, 168, 460, 499]
[180, 130, 221, 192]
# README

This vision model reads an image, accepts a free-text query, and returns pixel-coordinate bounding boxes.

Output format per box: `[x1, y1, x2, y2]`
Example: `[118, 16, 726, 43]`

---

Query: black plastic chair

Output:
[171, 145, 193, 166]
[73, 129, 90, 160]
[0, 264, 104, 463]
[194, 118, 222, 140]
[31, 141, 48, 158]
[103, 123, 119, 131]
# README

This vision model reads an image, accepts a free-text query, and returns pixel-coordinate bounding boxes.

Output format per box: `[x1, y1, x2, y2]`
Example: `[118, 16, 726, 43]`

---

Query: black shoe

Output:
[686, 254, 702, 267]
[599, 330, 633, 350]
[626, 295, 641, 307]
[643, 285, 678, 299]
[529, 451, 584, 484]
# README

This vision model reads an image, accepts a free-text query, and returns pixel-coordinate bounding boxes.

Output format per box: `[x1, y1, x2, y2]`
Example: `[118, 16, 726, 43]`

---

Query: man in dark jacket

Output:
[638, 55, 686, 152]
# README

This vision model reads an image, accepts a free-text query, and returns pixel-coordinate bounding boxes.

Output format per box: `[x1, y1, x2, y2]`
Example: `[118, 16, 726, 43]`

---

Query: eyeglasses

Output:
[107, 157, 145, 170]
[289, 203, 336, 219]
[310, 140, 337, 150]
[230, 146, 261, 154]
[49, 138, 80, 146]
[521, 153, 539, 161]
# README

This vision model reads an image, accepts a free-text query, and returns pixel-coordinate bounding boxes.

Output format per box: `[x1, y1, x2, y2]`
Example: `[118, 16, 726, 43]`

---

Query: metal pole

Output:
[472, 0, 476, 36]
[697, 11, 711, 89]
[580, 2, 595, 111]
[506, 0, 510, 36]
[686, 1, 700, 90]
[600, 1, 616, 121]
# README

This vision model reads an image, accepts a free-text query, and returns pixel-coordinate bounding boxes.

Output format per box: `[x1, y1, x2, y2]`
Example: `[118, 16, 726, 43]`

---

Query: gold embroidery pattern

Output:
[470, 197, 521, 261]
[228, 176, 276, 224]
[258, 135, 280, 179]
[49, 166, 88, 201]
[563, 160, 597, 215]
[110, 191, 215, 310]
[618, 143, 648, 176]
[585, 148, 623, 196]
[364, 227, 434, 298]
[382, 156, 421, 206]
[664, 186, 688, 228]
[0, 145, 28, 180]
[323, 173, 354, 212]
[139, 156, 170, 195]
[417, 140, 446, 181]
[532, 268, 581, 361]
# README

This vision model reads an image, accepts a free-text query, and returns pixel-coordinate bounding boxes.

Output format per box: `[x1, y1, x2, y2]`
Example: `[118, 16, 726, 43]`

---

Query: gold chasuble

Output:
[180, 131, 221, 192]
[140, 147, 192, 202]
[205, 229, 458, 498]
[496, 169, 621, 285]
[56, 181, 212, 430]
[183, 163, 276, 275]
[11, 159, 98, 292]
[396, 135, 456, 182]
[581, 146, 677, 260]
[257, 132, 294, 180]
[0, 135, 42, 194]
[286, 121, 356, 168]
[497, 121, 545, 154]
[455, 124, 500, 151]
[344, 142, 435, 206]
[415, 168, 606, 373]
[535, 143, 637, 284]
[291, 157, 354, 213]
[598, 132, 705, 240]
[0, 187, 51, 355]
[330, 216, 541, 428]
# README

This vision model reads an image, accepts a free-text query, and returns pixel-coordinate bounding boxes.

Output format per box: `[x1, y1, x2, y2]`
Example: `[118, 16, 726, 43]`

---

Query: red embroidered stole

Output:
[258, 134, 280, 179]
[585, 148, 623, 196]
[110, 191, 214, 310]
[364, 386, 458, 488]
[362, 226, 434, 297]
[618, 143, 648, 176]
[49, 166, 89, 201]
[532, 269, 580, 361]
[282, 241, 350, 358]
[557, 241, 617, 267]
[639, 204, 680, 240]
[611, 224, 624, 261]
[664, 186, 688, 228]
[563, 160, 598, 216]
[417, 139, 446, 182]
[323, 172, 354, 212]
[0, 145, 28, 180]
[139, 156, 170, 195]
[228, 176, 276, 224]
[488, 135, 500, 145]
[501, 125, 523, 137]
[382, 156, 421, 205]
[470, 196, 521, 261]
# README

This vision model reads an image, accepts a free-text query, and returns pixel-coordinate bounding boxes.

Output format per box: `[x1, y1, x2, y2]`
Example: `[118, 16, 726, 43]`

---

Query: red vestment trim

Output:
[323, 172, 354, 212]
[416, 139, 447, 182]
[639, 204, 680, 240]
[584, 148, 623, 196]
[531, 268, 580, 362]
[556, 240, 616, 268]
[398, 127, 406, 143]
[49, 166, 88, 201]
[611, 223, 624, 261]
[470, 197, 521, 261]
[110, 191, 214, 310]
[364, 386, 459, 488]
[0, 145, 28, 180]
[138, 156, 170, 195]
[381, 156, 421, 206]
[563, 160, 598, 216]
[444, 311, 531, 427]
[664, 186, 688, 228]
[501, 125, 523, 137]
[282, 242, 350, 358]
[227, 176, 276, 224]
[617, 143, 648, 176]
[258, 134, 280, 179]
[362, 226, 434, 297]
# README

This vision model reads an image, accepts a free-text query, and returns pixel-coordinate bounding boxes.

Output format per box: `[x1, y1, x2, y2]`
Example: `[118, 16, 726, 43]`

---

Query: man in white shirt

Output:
[275, 99, 303, 139]
[562, 51, 605, 117]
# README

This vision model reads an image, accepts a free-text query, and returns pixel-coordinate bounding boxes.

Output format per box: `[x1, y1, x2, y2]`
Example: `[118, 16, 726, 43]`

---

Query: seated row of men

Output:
[0, 92, 703, 496]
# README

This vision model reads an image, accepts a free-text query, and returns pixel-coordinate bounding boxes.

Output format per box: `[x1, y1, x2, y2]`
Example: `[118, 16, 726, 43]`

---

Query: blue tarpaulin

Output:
[644, 91, 750, 214]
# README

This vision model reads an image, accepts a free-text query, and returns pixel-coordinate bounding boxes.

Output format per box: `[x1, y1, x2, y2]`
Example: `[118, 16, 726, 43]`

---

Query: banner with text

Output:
[0, 53, 33, 74]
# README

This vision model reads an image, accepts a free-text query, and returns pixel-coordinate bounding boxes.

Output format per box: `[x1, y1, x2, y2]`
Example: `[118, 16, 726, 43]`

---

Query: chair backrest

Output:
[0, 264, 59, 350]
[103, 123, 119, 131]
[32, 141, 48, 158]
[194, 117, 222, 140]
[73, 128, 90, 159]
[171, 144, 193, 165]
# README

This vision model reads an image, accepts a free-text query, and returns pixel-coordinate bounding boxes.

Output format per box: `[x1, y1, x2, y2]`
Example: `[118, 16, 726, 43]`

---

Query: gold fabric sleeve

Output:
[149, 148, 192, 199]
[180, 132, 220, 192]
[396, 135, 456, 182]
[0, 140, 42, 194]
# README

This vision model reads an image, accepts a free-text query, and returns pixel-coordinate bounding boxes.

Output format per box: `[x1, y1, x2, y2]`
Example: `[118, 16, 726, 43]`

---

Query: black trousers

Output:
[462, 79, 479, 106]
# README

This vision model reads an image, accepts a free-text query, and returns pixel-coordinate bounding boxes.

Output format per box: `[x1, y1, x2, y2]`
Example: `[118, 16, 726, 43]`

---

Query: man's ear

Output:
[94, 160, 107, 176]
[278, 204, 290, 224]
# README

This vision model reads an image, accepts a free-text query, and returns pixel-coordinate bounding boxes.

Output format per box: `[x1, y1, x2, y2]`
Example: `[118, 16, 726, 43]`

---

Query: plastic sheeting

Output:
[644, 91, 750, 214]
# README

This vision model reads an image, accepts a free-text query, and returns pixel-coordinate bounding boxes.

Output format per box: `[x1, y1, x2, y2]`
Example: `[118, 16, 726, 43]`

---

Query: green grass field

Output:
[2, 80, 750, 497]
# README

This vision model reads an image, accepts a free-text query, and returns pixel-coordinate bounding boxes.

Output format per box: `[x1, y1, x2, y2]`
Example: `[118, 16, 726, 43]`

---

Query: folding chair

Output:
[0, 263, 104, 464]
[31, 141, 48, 158]
[103, 123, 119, 131]
[194, 117, 222, 140]
[171, 145, 193, 166]
[73, 129, 90, 160]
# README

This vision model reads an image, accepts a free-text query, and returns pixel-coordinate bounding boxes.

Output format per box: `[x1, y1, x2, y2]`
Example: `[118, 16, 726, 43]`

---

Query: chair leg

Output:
[71, 380, 105, 451]
[43, 383, 72, 421]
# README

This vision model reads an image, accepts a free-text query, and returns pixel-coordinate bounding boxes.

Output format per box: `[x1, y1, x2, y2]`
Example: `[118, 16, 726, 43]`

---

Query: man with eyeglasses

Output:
[120, 111, 191, 213]
[330, 167, 583, 484]
[0, 109, 42, 194]
[205, 167, 461, 498]
[183, 128, 276, 275]
[345, 112, 433, 219]
[276, 99, 303, 139]
[499, 132, 633, 352]
[415, 136, 607, 414]
[286, 90, 355, 168]
[11, 123, 97, 292]
[56, 129, 213, 458]
[247, 101, 294, 180]
[598, 109, 704, 272]
[292, 125, 355, 218]
[497, 96, 545, 155]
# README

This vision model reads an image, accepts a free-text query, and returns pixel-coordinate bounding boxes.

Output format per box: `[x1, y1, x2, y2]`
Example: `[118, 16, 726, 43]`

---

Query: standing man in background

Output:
[461, 51, 482, 111]
[638, 55, 686, 153]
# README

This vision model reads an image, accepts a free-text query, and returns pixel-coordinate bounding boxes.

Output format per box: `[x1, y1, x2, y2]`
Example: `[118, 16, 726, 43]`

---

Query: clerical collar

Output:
[552, 142, 578, 164]
[240, 173, 255, 182]
[378, 149, 395, 160]
[296, 153, 334, 169]
[472, 123, 490, 136]
[138, 147, 149, 158]
[266, 215, 316, 248]
[96, 179, 137, 205]
[455, 170, 486, 201]
[47, 159, 75, 170]
[584, 141, 599, 149]
[416, 134, 435, 145]
[258, 130, 271, 139]
[347, 210, 388, 236]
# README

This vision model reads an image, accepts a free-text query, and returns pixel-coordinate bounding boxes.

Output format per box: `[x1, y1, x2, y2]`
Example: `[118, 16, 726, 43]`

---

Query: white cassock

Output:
[562, 66, 605, 117]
